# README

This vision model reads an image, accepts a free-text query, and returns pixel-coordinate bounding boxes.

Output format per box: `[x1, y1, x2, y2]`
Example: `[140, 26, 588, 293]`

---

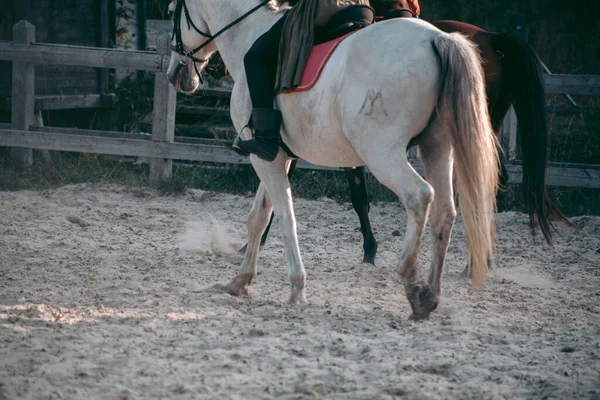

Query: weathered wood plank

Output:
[4, 127, 599, 188]
[505, 164, 600, 189]
[0, 129, 249, 164]
[198, 88, 233, 99]
[0, 41, 170, 72]
[150, 34, 177, 183]
[0, 124, 235, 145]
[172, 125, 236, 139]
[146, 20, 171, 35]
[5, 122, 598, 176]
[0, 128, 346, 172]
[4, 94, 117, 111]
[36, 94, 117, 111]
[176, 105, 231, 117]
[31, 126, 154, 141]
[544, 74, 600, 95]
[10, 21, 36, 168]
[146, 20, 171, 50]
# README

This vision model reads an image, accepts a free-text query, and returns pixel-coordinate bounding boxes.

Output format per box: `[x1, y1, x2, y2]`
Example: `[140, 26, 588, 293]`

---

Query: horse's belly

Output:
[286, 136, 365, 168]
[280, 106, 365, 167]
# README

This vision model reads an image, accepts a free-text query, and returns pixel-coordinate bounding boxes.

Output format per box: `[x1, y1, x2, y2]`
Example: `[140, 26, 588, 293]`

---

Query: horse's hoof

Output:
[289, 292, 307, 306]
[362, 254, 376, 265]
[214, 282, 250, 297]
[289, 298, 307, 308]
[214, 273, 254, 297]
[461, 265, 472, 279]
[408, 312, 428, 321]
[406, 284, 438, 321]
[289, 275, 306, 305]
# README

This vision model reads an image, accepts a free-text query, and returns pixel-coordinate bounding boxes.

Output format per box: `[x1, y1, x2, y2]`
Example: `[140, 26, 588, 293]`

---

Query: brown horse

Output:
[242, 9, 573, 265]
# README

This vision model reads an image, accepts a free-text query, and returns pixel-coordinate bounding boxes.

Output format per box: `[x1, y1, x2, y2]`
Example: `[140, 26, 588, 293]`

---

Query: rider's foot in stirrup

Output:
[233, 137, 279, 161]
[231, 137, 250, 156]
[231, 108, 282, 162]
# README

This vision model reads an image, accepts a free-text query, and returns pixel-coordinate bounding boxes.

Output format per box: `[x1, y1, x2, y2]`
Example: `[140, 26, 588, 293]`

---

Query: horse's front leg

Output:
[343, 166, 378, 265]
[219, 182, 273, 296]
[238, 158, 300, 254]
[252, 155, 307, 304]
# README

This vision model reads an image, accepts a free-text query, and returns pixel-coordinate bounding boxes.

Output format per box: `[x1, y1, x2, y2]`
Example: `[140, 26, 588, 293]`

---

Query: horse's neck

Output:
[196, 0, 282, 80]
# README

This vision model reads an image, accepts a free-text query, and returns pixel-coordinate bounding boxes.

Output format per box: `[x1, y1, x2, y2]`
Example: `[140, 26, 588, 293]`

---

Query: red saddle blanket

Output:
[281, 31, 359, 94]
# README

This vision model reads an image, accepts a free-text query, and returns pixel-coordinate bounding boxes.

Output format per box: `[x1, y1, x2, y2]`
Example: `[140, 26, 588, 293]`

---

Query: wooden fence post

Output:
[149, 33, 177, 183]
[98, 0, 110, 96]
[499, 106, 518, 161]
[11, 20, 36, 168]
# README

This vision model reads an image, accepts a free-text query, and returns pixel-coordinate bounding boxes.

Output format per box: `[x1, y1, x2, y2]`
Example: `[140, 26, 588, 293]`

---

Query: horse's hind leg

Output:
[365, 153, 434, 320]
[344, 166, 377, 265]
[418, 128, 457, 310]
[220, 182, 273, 296]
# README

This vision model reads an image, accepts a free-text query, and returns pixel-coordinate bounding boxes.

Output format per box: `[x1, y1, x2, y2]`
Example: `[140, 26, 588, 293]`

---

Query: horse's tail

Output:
[432, 33, 499, 290]
[492, 34, 576, 245]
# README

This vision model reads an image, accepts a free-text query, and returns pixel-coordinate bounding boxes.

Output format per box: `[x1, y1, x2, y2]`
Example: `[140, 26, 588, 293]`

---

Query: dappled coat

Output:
[275, 0, 370, 92]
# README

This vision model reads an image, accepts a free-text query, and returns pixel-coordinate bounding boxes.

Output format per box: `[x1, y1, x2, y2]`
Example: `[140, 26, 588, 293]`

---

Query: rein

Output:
[170, 0, 271, 68]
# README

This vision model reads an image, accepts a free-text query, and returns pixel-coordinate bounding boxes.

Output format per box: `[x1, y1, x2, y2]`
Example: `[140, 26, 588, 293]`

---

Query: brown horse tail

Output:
[493, 34, 577, 246]
[432, 33, 499, 290]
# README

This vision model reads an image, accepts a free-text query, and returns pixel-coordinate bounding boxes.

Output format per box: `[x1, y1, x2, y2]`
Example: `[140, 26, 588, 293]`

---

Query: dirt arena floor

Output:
[1, 184, 599, 399]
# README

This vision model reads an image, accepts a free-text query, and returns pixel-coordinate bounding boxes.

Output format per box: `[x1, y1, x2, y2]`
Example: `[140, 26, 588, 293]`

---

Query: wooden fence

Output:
[1, 20, 600, 188]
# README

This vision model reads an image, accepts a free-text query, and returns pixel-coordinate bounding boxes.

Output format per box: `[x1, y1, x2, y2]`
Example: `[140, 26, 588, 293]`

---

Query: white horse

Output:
[166, 0, 499, 320]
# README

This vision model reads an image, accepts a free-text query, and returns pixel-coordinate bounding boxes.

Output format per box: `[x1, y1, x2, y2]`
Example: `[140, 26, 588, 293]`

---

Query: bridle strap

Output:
[182, 0, 211, 39]
[171, 0, 271, 64]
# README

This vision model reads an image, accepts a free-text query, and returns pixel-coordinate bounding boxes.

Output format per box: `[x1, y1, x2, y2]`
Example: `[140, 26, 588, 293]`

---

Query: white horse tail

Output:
[432, 33, 500, 290]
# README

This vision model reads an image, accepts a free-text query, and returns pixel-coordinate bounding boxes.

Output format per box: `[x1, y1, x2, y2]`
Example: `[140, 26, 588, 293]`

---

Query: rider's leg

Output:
[233, 16, 287, 162]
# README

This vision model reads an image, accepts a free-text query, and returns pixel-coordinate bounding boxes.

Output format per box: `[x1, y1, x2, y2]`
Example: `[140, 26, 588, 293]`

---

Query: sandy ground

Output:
[0, 183, 599, 400]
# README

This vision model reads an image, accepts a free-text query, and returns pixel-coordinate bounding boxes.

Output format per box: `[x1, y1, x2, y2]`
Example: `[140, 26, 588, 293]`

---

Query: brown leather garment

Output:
[274, 0, 369, 92]
[370, 0, 420, 17]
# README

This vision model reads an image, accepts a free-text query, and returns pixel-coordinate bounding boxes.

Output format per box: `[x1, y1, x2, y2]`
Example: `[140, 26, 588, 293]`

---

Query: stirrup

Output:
[231, 136, 250, 156]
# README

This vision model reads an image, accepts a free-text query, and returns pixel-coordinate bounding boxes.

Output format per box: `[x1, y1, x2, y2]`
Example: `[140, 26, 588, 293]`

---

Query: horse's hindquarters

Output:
[340, 21, 441, 154]
[276, 19, 442, 167]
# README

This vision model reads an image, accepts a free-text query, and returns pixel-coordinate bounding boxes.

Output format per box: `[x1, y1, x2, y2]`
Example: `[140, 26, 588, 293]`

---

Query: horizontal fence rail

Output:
[0, 128, 329, 172]
[1, 20, 599, 189]
[2, 126, 599, 188]
[0, 41, 170, 72]
[543, 74, 600, 95]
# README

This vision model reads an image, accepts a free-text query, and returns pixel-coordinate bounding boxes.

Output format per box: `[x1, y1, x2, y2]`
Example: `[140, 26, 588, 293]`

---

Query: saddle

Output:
[280, 5, 415, 94]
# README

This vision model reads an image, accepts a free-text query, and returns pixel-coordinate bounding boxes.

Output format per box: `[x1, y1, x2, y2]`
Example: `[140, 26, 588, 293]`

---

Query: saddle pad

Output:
[282, 30, 359, 94]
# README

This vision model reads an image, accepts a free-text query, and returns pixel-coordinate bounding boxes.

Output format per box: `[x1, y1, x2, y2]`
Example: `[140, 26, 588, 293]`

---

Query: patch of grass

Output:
[496, 183, 600, 217]
[166, 163, 261, 196]
[116, 71, 155, 133]
[0, 150, 148, 191]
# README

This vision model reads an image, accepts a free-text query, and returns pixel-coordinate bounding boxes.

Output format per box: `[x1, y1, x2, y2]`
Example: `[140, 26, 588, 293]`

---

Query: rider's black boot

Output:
[232, 108, 281, 162]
